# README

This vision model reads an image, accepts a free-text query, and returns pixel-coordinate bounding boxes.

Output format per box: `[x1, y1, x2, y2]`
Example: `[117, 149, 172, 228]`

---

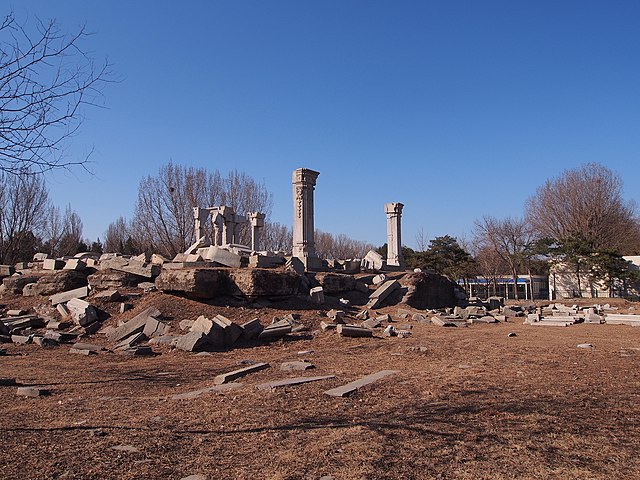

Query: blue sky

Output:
[10, 1, 640, 249]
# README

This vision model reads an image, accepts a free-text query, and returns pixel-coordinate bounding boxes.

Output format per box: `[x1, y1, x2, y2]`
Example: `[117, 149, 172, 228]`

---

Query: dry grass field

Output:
[2, 293, 640, 480]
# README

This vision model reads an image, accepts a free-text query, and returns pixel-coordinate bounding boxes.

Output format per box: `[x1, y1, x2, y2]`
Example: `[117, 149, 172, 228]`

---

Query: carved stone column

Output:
[384, 202, 405, 268]
[248, 212, 265, 252]
[292, 168, 320, 269]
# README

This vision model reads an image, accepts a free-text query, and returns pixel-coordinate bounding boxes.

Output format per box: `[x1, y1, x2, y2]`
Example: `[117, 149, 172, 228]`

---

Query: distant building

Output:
[459, 275, 549, 300]
[548, 256, 640, 300]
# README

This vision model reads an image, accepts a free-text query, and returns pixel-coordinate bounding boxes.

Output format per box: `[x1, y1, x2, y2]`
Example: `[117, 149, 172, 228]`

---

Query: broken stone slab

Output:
[107, 307, 161, 342]
[310, 286, 325, 304]
[99, 256, 161, 279]
[72, 342, 105, 352]
[50, 286, 90, 306]
[366, 280, 400, 309]
[119, 346, 154, 356]
[175, 331, 211, 352]
[56, 303, 71, 318]
[281, 361, 314, 371]
[320, 321, 337, 331]
[376, 314, 391, 322]
[17, 386, 49, 397]
[33, 252, 49, 261]
[213, 314, 243, 346]
[324, 370, 399, 397]
[32, 336, 58, 347]
[355, 310, 369, 321]
[93, 289, 123, 302]
[0, 264, 16, 278]
[69, 348, 96, 355]
[143, 317, 171, 338]
[66, 298, 98, 327]
[362, 250, 384, 271]
[2, 315, 45, 331]
[256, 375, 335, 391]
[361, 318, 381, 329]
[88, 269, 147, 289]
[396, 308, 412, 319]
[148, 335, 178, 346]
[336, 324, 373, 338]
[372, 274, 387, 285]
[43, 259, 65, 270]
[431, 316, 464, 327]
[412, 313, 427, 322]
[240, 318, 264, 340]
[63, 259, 86, 271]
[202, 246, 242, 268]
[114, 332, 146, 350]
[2, 275, 41, 294]
[214, 362, 270, 384]
[171, 383, 242, 400]
[6, 309, 27, 316]
[258, 324, 292, 339]
[189, 316, 225, 348]
[11, 334, 31, 344]
[327, 309, 346, 322]
[605, 314, 640, 326]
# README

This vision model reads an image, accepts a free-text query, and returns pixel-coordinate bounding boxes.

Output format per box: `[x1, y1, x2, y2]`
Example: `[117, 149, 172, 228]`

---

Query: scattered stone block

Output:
[240, 318, 264, 340]
[281, 361, 314, 371]
[148, 335, 178, 346]
[143, 317, 170, 338]
[336, 324, 373, 337]
[213, 314, 243, 346]
[320, 321, 337, 331]
[69, 348, 96, 355]
[17, 386, 49, 397]
[33, 253, 49, 261]
[324, 370, 399, 397]
[362, 250, 384, 271]
[366, 280, 400, 309]
[99, 256, 160, 278]
[214, 362, 270, 384]
[66, 298, 98, 326]
[56, 303, 71, 318]
[372, 274, 387, 285]
[72, 342, 105, 352]
[258, 323, 292, 339]
[50, 286, 90, 306]
[376, 314, 391, 322]
[361, 318, 381, 329]
[119, 346, 154, 356]
[43, 259, 64, 270]
[11, 334, 31, 344]
[175, 331, 211, 352]
[7, 309, 27, 317]
[508, 332, 517, 337]
[310, 286, 325, 304]
[577, 343, 594, 349]
[256, 375, 335, 391]
[63, 259, 86, 271]
[32, 336, 58, 347]
[115, 332, 146, 350]
[107, 307, 161, 342]
[355, 310, 369, 321]
[397, 309, 412, 319]
[120, 302, 133, 313]
[93, 289, 122, 301]
[327, 309, 346, 322]
[203, 246, 242, 268]
[412, 313, 427, 322]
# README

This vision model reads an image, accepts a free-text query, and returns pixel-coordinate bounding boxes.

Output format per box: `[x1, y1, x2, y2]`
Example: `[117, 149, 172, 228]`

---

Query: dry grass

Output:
[2, 293, 640, 479]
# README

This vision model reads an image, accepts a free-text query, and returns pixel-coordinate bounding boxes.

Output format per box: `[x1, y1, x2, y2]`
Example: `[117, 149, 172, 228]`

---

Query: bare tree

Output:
[104, 216, 134, 254]
[0, 12, 110, 174]
[261, 222, 292, 252]
[0, 172, 48, 263]
[525, 163, 639, 253]
[132, 162, 273, 258]
[315, 229, 375, 260]
[474, 216, 536, 300]
[415, 227, 429, 252]
[473, 245, 508, 297]
[41, 205, 64, 256]
[57, 205, 83, 256]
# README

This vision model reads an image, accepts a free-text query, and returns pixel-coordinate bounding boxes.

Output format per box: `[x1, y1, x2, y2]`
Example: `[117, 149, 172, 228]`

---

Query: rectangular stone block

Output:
[366, 279, 400, 309]
[43, 259, 65, 270]
[214, 362, 270, 384]
[336, 324, 373, 337]
[324, 370, 398, 397]
[107, 307, 161, 342]
[50, 286, 90, 306]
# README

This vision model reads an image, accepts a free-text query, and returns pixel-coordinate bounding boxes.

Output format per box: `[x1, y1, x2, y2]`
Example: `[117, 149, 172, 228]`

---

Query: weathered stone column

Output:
[248, 212, 265, 252]
[193, 207, 209, 241]
[384, 202, 405, 268]
[292, 168, 320, 269]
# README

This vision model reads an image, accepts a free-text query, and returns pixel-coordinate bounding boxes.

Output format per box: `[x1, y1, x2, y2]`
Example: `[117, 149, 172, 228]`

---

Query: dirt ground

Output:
[2, 292, 640, 480]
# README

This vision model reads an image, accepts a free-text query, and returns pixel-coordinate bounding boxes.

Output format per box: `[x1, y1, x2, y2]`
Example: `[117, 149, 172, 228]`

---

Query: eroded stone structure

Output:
[292, 168, 321, 270]
[384, 202, 404, 269]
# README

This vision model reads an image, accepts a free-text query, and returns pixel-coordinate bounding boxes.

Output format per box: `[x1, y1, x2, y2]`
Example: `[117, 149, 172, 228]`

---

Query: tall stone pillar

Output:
[248, 212, 265, 252]
[193, 207, 209, 241]
[292, 168, 321, 270]
[384, 202, 405, 269]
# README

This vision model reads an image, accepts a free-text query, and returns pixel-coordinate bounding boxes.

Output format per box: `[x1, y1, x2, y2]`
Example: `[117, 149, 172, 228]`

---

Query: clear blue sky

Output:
[11, 1, 640, 249]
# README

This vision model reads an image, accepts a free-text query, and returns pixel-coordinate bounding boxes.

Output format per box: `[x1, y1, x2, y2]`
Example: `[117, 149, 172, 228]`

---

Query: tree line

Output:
[402, 163, 640, 299]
